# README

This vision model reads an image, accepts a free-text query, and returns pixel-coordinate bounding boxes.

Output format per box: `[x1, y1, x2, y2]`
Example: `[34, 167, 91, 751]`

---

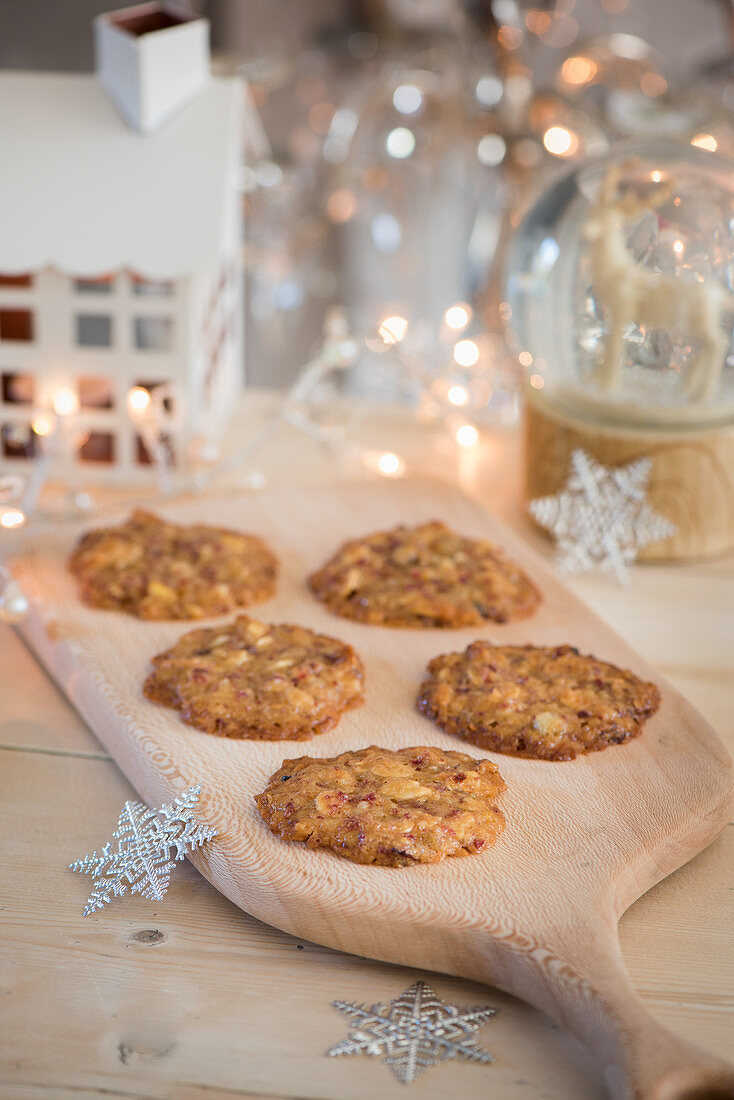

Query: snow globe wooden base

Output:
[505, 141, 734, 562]
[524, 385, 734, 561]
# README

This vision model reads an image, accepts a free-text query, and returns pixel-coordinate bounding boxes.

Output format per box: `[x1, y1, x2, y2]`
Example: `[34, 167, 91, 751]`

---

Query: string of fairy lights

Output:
[0, 302, 491, 619]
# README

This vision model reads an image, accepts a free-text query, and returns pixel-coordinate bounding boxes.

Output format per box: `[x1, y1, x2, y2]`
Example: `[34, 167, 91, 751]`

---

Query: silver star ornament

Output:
[326, 980, 498, 1084]
[529, 448, 676, 585]
[70, 785, 218, 916]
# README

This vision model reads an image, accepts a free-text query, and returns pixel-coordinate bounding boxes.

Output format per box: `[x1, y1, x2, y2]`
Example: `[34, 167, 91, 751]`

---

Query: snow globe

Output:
[505, 140, 734, 559]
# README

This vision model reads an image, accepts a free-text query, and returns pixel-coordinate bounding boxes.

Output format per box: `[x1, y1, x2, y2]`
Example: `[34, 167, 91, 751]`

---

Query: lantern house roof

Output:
[0, 71, 242, 281]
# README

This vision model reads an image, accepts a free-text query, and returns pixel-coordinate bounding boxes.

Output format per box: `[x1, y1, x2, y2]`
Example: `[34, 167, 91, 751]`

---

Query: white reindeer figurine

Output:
[583, 166, 732, 403]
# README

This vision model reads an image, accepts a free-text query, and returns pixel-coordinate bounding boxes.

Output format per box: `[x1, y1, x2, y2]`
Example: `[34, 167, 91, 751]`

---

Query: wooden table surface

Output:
[2, 391, 733, 1100]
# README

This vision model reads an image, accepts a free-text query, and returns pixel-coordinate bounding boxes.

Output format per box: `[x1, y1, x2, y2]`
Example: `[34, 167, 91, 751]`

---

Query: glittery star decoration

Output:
[326, 980, 498, 1084]
[69, 785, 218, 916]
[529, 448, 676, 585]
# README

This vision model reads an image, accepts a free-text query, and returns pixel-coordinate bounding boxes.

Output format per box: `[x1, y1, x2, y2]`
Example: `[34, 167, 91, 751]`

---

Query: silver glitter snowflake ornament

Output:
[529, 448, 676, 585]
[326, 980, 498, 1084]
[70, 785, 218, 916]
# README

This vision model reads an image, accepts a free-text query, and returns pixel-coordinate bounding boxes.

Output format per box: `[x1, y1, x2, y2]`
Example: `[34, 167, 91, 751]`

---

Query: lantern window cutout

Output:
[76, 315, 113, 348]
[0, 310, 34, 342]
[79, 431, 115, 463]
[135, 432, 175, 465]
[133, 316, 173, 351]
[0, 274, 34, 288]
[131, 274, 173, 297]
[74, 276, 116, 294]
[2, 372, 34, 405]
[78, 376, 116, 409]
[134, 379, 175, 414]
[1, 422, 36, 458]
[0, 40, 242, 487]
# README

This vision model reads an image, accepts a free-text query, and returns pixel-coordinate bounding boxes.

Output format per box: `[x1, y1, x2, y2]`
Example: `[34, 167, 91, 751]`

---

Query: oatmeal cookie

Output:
[70, 509, 277, 619]
[255, 745, 506, 865]
[417, 642, 660, 761]
[144, 615, 365, 740]
[308, 521, 540, 627]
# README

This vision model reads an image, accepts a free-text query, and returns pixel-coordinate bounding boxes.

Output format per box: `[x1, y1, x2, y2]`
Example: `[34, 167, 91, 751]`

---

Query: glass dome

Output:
[323, 37, 508, 338]
[504, 141, 734, 428]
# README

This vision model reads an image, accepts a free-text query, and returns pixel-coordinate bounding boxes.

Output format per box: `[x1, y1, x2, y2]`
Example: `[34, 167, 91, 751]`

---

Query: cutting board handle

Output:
[476, 910, 734, 1099]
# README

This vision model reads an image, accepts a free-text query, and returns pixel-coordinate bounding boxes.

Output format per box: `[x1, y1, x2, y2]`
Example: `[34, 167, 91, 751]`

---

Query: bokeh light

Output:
[456, 424, 479, 447]
[392, 85, 423, 115]
[327, 188, 357, 222]
[543, 126, 579, 157]
[379, 315, 408, 344]
[477, 134, 506, 167]
[447, 385, 469, 406]
[453, 340, 480, 367]
[386, 127, 416, 159]
[444, 304, 472, 330]
[378, 452, 405, 476]
[561, 56, 598, 86]
[691, 133, 718, 152]
[0, 508, 25, 529]
[52, 388, 79, 416]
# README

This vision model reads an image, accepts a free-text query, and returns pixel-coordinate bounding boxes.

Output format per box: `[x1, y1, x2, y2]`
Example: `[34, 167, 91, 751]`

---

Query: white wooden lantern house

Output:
[0, 4, 244, 485]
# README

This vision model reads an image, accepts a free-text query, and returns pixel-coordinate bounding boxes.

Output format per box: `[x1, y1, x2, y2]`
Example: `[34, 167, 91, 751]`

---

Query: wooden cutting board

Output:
[12, 477, 734, 1100]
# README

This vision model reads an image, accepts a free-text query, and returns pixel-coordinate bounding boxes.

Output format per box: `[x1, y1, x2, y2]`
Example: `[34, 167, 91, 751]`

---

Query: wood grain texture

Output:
[0, 747, 606, 1100]
[524, 386, 734, 561]
[11, 477, 734, 1100]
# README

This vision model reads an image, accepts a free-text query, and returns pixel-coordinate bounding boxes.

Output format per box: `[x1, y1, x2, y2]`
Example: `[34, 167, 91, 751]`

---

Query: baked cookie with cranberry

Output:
[308, 521, 540, 627]
[417, 642, 660, 761]
[144, 615, 364, 740]
[255, 745, 506, 865]
[70, 509, 277, 619]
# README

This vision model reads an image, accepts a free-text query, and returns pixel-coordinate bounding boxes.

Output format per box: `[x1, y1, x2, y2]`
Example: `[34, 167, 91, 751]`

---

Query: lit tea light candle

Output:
[47, 385, 85, 486]
[126, 385, 172, 493]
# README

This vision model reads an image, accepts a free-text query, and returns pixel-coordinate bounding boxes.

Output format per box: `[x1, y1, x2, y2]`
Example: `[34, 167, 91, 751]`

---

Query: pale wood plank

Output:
[0, 751, 604, 1100]
[2, 749, 731, 1099]
[3, 396, 733, 1098]
[0, 625, 105, 758]
[8, 476, 734, 1098]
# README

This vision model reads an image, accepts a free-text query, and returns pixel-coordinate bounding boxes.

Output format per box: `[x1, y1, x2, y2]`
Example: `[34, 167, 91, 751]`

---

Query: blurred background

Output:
[2, 0, 733, 403]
